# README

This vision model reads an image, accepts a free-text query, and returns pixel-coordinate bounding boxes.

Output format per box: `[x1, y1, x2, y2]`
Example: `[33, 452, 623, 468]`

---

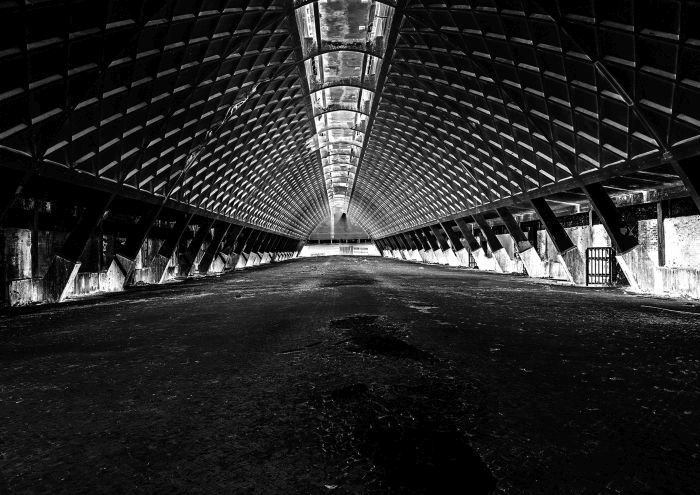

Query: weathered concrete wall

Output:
[300, 243, 380, 257]
[620, 215, 700, 299]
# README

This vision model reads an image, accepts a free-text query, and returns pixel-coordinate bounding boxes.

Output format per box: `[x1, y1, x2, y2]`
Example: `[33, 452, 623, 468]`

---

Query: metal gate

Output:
[586, 247, 616, 285]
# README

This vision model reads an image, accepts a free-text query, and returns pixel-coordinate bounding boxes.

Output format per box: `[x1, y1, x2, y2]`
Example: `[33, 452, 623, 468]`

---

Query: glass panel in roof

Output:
[295, 0, 396, 213]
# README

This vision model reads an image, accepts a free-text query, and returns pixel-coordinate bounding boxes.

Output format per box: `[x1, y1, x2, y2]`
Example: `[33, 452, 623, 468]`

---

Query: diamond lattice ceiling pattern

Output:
[1, 1, 699, 239]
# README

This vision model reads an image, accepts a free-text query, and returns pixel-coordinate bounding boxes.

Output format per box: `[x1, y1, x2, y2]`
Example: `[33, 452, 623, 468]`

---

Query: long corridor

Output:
[1, 257, 699, 494]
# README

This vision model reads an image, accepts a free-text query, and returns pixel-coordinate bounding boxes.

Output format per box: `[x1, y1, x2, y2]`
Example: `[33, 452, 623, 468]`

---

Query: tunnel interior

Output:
[1, 0, 700, 493]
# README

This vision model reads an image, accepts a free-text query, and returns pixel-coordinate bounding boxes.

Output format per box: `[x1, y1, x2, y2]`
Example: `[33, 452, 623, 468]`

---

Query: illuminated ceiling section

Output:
[295, 0, 395, 212]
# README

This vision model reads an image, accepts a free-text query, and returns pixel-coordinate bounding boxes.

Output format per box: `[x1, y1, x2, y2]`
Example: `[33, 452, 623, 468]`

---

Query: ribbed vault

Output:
[349, 0, 700, 237]
[2, 1, 700, 239]
[0, 0, 329, 238]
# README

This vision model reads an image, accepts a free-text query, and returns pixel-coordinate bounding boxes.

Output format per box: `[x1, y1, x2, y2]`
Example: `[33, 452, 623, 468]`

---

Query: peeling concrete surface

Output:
[1, 257, 699, 493]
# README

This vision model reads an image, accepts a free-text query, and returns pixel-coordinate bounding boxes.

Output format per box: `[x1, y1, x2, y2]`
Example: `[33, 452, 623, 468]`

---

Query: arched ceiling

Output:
[2, 0, 700, 239]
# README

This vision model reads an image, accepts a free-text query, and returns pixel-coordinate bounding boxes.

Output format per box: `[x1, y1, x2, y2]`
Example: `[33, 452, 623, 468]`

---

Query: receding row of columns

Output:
[374, 180, 689, 290]
[9, 190, 304, 304]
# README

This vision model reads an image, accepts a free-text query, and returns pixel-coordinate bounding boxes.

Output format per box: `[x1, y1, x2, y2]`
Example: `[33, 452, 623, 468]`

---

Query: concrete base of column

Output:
[207, 254, 227, 274]
[417, 250, 433, 263]
[246, 253, 260, 267]
[408, 250, 422, 262]
[44, 255, 81, 303]
[617, 245, 656, 294]
[433, 250, 448, 265]
[454, 249, 472, 267]
[519, 247, 547, 278]
[559, 248, 586, 285]
[443, 250, 461, 266]
[260, 253, 271, 264]
[101, 258, 129, 293]
[236, 253, 249, 269]
[471, 248, 498, 271]
[493, 248, 513, 273]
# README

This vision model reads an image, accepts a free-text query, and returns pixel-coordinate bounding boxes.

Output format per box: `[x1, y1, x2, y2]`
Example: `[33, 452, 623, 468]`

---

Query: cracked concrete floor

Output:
[1, 256, 699, 494]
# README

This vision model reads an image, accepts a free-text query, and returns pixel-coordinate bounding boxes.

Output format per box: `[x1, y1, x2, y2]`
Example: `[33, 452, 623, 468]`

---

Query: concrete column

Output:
[44, 193, 114, 302]
[440, 220, 469, 267]
[431, 224, 460, 266]
[155, 213, 194, 283]
[419, 227, 442, 264]
[111, 204, 163, 287]
[387, 236, 404, 259]
[395, 234, 413, 260]
[410, 230, 432, 263]
[375, 239, 387, 257]
[582, 183, 652, 292]
[229, 227, 251, 268]
[496, 207, 546, 278]
[253, 232, 271, 265]
[244, 230, 263, 267]
[454, 217, 497, 271]
[400, 232, 422, 261]
[215, 225, 242, 269]
[472, 213, 512, 273]
[267, 235, 282, 262]
[180, 219, 215, 276]
[530, 197, 585, 284]
[198, 221, 231, 273]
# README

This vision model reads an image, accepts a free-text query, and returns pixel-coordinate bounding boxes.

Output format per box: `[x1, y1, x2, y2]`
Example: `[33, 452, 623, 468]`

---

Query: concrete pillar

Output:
[400, 232, 422, 262]
[582, 183, 651, 291]
[454, 217, 497, 271]
[111, 204, 162, 287]
[43, 193, 114, 302]
[155, 213, 194, 283]
[180, 219, 215, 276]
[530, 198, 585, 284]
[419, 227, 442, 264]
[267, 235, 282, 262]
[409, 230, 432, 263]
[431, 224, 460, 266]
[387, 236, 403, 259]
[198, 221, 231, 273]
[440, 220, 469, 266]
[394, 234, 411, 260]
[496, 207, 546, 278]
[374, 239, 387, 257]
[244, 230, 263, 267]
[472, 213, 512, 273]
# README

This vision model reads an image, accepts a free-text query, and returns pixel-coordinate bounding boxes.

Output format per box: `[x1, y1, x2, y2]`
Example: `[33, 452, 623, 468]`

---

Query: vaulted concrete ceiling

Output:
[1, 0, 699, 239]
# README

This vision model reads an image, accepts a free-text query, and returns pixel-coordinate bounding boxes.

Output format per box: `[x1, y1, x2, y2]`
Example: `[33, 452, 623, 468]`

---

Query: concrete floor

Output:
[1, 257, 698, 494]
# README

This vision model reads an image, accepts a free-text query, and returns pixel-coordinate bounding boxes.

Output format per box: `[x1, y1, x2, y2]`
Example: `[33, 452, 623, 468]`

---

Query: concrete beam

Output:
[44, 193, 114, 302]
[530, 197, 585, 284]
[496, 207, 546, 278]
[673, 158, 700, 213]
[582, 183, 639, 254]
